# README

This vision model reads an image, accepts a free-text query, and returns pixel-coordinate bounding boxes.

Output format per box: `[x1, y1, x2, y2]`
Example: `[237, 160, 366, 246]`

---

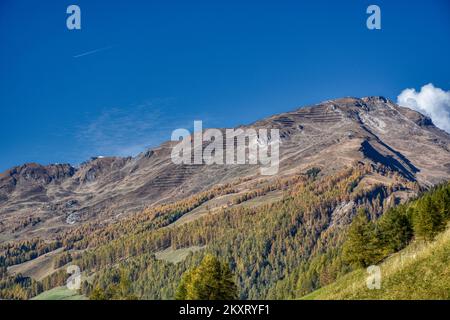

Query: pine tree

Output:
[433, 185, 450, 221]
[413, 195, 443, 241]
[378, 206, 413, 253]
[342, 209, 382, 268]
[176, 254, 238, 300]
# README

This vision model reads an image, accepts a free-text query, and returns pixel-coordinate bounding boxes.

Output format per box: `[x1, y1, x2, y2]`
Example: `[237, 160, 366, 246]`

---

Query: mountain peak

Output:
[0, 163, 76, 184]
[1, 97, 449, 241]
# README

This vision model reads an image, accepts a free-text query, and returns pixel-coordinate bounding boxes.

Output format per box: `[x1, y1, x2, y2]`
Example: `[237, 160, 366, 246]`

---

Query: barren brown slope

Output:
[1, 96, 449, 242]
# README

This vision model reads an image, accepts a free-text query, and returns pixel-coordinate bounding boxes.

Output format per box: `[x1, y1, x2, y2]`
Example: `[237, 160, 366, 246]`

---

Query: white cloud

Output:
[397, 83, 450, 133]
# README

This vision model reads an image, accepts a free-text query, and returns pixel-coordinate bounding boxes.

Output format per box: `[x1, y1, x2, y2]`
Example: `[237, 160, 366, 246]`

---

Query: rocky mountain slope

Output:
[1, 96, 450, 242]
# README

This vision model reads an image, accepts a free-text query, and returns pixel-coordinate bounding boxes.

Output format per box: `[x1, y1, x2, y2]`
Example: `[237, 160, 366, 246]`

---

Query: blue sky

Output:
[1, 0, 449, 171]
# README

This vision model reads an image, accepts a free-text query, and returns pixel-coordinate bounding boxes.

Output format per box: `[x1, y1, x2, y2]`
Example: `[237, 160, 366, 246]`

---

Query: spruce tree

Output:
[342, 209, 382, 268]
[432, 185, 450, 221]
[176, 254, 238, 300]
[378, 206, 413, 253]
[413, 195, 443, 241]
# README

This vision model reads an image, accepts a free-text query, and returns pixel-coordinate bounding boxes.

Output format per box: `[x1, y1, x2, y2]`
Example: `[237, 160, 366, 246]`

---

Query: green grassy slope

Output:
[31, 286, 88, 300]
[301, 225, 450, 300]
[155, 246, 205, 264]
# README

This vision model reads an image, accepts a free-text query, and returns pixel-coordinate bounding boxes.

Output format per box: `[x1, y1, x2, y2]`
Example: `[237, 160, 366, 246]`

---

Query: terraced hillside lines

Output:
[293, 104, 344, 124]
[148, 163, 204, 190]
[272, 116, 297, 127]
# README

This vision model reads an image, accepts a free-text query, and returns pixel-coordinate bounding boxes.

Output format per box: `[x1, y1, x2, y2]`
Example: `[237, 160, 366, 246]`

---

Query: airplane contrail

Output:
[73, 45, 114, 58]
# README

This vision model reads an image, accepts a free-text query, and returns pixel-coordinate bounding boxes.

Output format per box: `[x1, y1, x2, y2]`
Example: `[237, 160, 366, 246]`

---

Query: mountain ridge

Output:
[1, 96, 450, 243]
